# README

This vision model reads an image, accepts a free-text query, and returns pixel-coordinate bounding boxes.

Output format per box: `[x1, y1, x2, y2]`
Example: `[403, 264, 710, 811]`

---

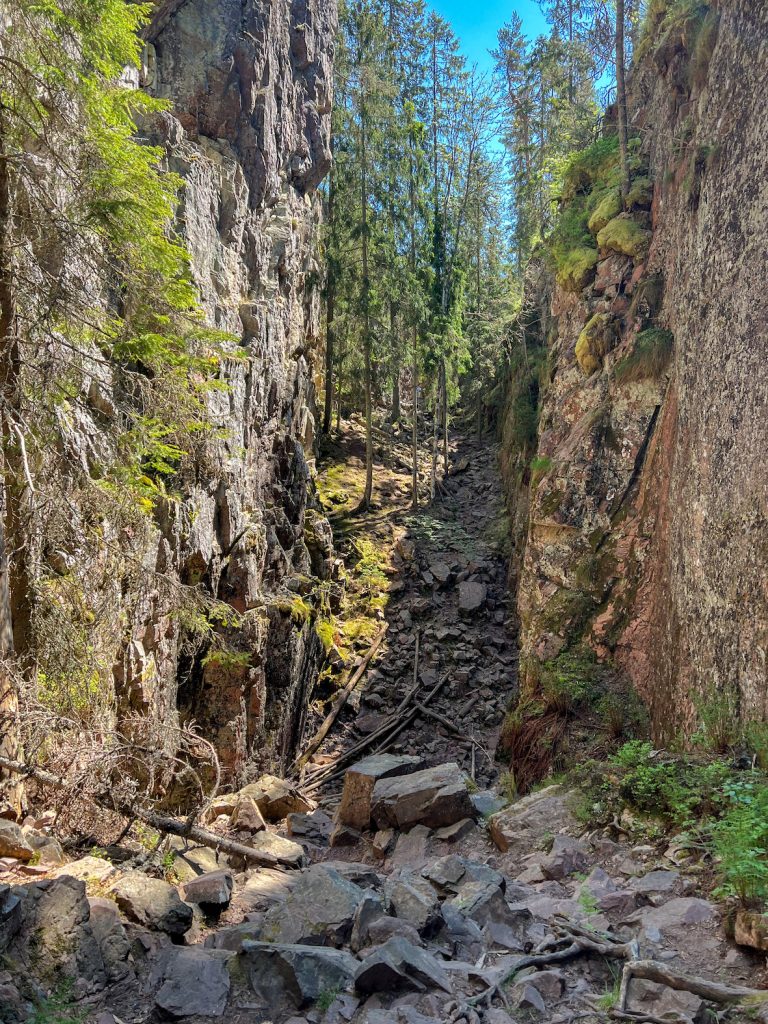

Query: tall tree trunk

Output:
[359, 113, 373, 512]
[616, 0, 631, 201]
[389, 300, 400, 423]
[440, 358, 449, 477]
[0, 111, 26, 815]
[322, 154, 336, 436]
[411, 327, 418, 511]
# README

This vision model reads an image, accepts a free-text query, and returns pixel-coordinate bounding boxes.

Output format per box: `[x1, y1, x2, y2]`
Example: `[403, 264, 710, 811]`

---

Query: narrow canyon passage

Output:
[301, 433, 517, 804]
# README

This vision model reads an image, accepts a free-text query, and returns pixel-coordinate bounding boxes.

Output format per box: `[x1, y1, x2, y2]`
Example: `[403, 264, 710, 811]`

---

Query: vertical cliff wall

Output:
[503, 0, 768, 740]
[18, 0, 338, 785]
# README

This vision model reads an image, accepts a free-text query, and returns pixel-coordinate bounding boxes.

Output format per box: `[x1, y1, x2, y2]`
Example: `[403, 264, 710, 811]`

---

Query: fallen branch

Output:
[0, 755, 298, 869]
[302, 671, 449, 793]
[414, 702, 463, 736]
[292, 623, 388, 772]
[618, 960, 768, 1011]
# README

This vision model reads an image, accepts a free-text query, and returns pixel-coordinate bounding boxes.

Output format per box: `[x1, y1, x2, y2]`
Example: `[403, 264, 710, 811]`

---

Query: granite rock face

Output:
[21, 0, 337, 782]
[503, 2, 768, 739]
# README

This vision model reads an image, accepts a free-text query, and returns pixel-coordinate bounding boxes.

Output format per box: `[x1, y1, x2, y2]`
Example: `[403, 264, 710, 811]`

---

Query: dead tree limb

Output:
[292, 623, 388, 771]
[0, 755, 298, 869]
[618, 960, 768, 1011]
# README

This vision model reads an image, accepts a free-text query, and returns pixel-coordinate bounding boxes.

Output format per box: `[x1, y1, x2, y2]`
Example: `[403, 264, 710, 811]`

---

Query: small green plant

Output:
[692, 682, 741, 753]
[29, 979, 86, 1024]
[498, 770, 517, 805]
[465, 777, 479, 795]
[596, 975, 622, 1011]
[711, 778, 768, 906]
[578, 887, 600, 917]
[316, 986, 342, 1012]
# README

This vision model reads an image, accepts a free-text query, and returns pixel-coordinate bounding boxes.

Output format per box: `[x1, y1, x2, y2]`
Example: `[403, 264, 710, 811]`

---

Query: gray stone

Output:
[88, 898, 132, 982]
[433, 819, 476, 843]
[632, 897, 718, 943]
[241, 941, 358, 1009]
[110, 872, 193, 937]
[371, 763, 474, 830]
[52, 855, 117, 884]
[366, 916, 424, 949]
[24, 831, 66, 866]
[540, 835, 590, 880]
[154, 947, 233, 1017]
[338, 755, 424, 830]
[630, 869, 680, 898]
[260, 865, 366, 946]
[0, 822, 33, 861]
[287, 809, 333, 843]
[248, 831, 305, 868]
[421, 855, 466, 891]
[350, 892, 386, 952]
[182, 870, 234, 908]
[458, 581, 487, 613]
[231, 796, 267, 833]
[489, 786, 578, 860]
[354, 937, 452, 995]
[512, 981, 546, 1013]
[447, 880, 532, 951]
[385, 875, 440, 935]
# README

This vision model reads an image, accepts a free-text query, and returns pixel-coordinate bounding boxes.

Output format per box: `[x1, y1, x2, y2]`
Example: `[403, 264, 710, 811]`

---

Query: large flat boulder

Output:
[110, 872, 193, 937]
[241, 941, 358, 1009]
[338, 754, 423, 830]
[371, 763, 474, 830]
[260, 865, 366, 947]
[154, 947, 233, 1018]
[182, 870, 234, 910]
[0, 822, 33, 861]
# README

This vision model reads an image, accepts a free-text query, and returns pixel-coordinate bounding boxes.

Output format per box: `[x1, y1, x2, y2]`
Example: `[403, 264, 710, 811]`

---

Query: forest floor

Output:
[302, 415, 516, 804]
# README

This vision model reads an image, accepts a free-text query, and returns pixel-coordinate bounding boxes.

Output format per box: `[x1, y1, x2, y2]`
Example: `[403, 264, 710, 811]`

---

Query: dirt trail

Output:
[308, 429, 516, 800]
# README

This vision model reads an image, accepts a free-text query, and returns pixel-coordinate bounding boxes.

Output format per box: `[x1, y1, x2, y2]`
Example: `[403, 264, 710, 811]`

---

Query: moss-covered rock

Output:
[626, 176, 654, 210]
[597, 215, 652, 260]
[588, 190, 622, 235]
[575, 313, 616, 376]
[556, 246, 599, 292]
[614, 328, 674, 385]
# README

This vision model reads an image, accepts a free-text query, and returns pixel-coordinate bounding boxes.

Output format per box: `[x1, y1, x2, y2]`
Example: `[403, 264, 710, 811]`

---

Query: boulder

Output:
[540, 835, 590, 880]
[365, 916, 423, 949]
[371, 763, 474, 830]
[110, 872, 193, 937]
[260, 865, 366, 946]
[350, 891, 386, 952]
[446, 880, 532, 951]
[338, 754, 423, 830]
[248, 831, 305, 868]
[286, 809, 333, 844]
[354, 936, 452, 995]
[0, 822, 33, 861]
[154, 947, 233, 1017]
[231, 795, 267, 833]
[0, 884, 23, 948]
[385, 874, 440, 934]
[735, 910, 768, 952]
[627, 978, 702, 1020]
[88, 898, 132, 982]
[241, 941, 358, 1009]
[52, 855, 117, 884]
[631, 898, 718, 944]
[237, 775, 313, 822]
[182, 870, 234, 910]
[458, 582, 487, 614]
[489, 786, 577, 860]
[24, 831, 66, 866]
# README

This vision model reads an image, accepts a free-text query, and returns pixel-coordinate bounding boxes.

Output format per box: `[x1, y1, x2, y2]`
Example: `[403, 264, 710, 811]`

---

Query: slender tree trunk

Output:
[389, 300, 400, 423]
[411, 328, 418, 510]
[322, 155, 336, 436]
[616, 0, 631, 201]
[0, 111, 26, 815]
[568, 1, 574, 105]
[359, 113, 373, 512]
[430, 392, 437, 502]
[440, 357, 448, 477]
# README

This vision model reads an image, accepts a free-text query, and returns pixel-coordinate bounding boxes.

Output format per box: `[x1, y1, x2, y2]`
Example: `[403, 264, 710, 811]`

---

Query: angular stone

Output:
[629, 869, 680, 897]
[489, 786, 577, 859]
[385, 874, 440, 934]
[287, 809, 333, 844]
[350, 891, 386, 952]
[329, 821, 361, 848]
[632, 898, 718, 943]
[540, 835, 590, 881]
[354, 937, 452, 995]
[434, 819, 476, 843]
[366, 916, 424, 949]
[338, 754, 424, 830]
[249, 831, 305, 868]
[231, 795, 267, 833]
[88, 898, 132, 982]
[153, 947, 233, 1017]
[627, 978, 702, 1019]
[446, 880, 532, 951]
[422, 855, 466, 891]
[373, 829, 394, 859]
[237, 775, 314, 822]
[110, 872, 193, 937]
[371, 763, 474, 830]
[260, 865, 366, 946]
[512, 981, 546, 1013]
[735, 910, 768, 951]
[182, 870, 234, 908]
[458, 581, 487, 614]
[241, 942, 358, 1009]
[319, 861, 383, 890]
[0, 822, 33, 861]
[24, 831, 66, 866]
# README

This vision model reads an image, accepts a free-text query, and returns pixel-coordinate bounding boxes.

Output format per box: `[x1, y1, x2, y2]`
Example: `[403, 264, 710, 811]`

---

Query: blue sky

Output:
[430, 1, 548, 76]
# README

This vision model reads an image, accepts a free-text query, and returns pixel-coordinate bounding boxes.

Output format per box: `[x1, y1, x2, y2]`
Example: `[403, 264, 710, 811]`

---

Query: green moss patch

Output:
[626, 176, 653, 210]
[576, 313, 616, 376]
[588, 190, 622, 235]
[556, 246, 599, 292]
[597, 216, 652, 260]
